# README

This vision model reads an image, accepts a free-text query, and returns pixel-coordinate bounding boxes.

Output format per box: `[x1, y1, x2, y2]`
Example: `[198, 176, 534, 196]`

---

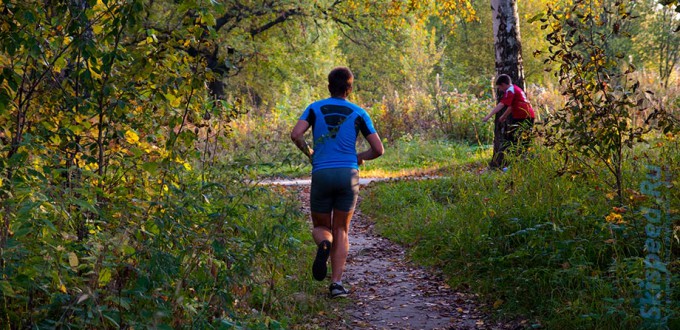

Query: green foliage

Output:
[0, 1, 334, 327]
[362, 143, 680, 329]
[339, 18, 444, 103]
[632, 0, 680, 88]
[0, 162, 326, 328]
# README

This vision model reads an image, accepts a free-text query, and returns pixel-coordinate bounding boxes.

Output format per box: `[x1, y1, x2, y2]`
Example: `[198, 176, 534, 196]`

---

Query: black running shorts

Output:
[310, 168, 360, 213]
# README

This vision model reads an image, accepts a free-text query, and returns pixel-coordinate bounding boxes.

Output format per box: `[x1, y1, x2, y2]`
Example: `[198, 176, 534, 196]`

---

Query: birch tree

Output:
[490, 0, 525, 168]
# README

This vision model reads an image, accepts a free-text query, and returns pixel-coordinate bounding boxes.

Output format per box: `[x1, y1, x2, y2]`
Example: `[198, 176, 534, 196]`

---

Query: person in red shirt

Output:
[483, 74, 535, 155]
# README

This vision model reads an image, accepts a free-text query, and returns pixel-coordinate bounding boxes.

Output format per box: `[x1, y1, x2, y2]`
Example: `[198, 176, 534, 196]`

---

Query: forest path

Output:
[279, 180, 522, 330]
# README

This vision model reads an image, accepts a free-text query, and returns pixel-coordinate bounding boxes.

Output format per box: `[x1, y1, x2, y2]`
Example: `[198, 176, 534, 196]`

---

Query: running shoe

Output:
[312, 240, 331, 281]
[329, 282, 349, 298]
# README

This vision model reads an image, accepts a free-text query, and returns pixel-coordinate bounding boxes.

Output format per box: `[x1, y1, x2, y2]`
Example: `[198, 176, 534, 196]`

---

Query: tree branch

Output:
[250, 8, 303, 37]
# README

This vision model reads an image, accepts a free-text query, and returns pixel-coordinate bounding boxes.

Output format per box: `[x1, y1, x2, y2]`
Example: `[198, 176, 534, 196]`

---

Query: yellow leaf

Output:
[68, 252, 79, 268]
[92, 24, 102, 34]
[84, 162, 98, 171]
[59, 283, 67, 293]
[88, 60, 102, 79]
[493, 299, 504, 308]
[605, 212, 625, 224]
[98, 268, 112, 287]
[125, 130, 139, 144]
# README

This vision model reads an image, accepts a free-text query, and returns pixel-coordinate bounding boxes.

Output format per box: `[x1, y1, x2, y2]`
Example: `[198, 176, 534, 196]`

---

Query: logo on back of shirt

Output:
[321, 105, 353, 138]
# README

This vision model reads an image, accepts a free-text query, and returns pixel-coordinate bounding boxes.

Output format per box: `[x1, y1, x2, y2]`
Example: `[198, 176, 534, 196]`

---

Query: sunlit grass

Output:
[360, 138, 491, 177]
[245, 137, 493, 179]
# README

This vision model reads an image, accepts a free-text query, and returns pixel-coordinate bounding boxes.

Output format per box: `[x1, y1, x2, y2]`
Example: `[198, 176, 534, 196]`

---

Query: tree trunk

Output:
[490, 0, 525, 168]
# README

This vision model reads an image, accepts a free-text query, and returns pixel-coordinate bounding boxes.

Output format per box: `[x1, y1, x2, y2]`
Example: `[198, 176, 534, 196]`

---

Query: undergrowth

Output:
[0, 164, 328, 328]
[361, 140, 679, 329]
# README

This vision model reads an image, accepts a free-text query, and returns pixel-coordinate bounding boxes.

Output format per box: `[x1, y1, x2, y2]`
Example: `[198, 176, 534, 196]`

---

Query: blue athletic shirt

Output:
[299, 97, 377, 172]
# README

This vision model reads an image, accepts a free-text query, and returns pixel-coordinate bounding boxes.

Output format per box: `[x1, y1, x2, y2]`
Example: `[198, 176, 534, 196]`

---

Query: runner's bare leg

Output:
[330, 209, 354, 282]
[311, 212, 333, 245]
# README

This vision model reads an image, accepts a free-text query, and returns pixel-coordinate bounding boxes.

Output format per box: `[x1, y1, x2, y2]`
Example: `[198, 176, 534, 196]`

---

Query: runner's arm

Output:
[357, 133, 384, 165]
[291, 120, 313, 160]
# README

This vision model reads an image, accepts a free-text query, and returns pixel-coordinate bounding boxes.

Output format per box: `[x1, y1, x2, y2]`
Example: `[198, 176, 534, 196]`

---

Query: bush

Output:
[0, 163, 323, 328]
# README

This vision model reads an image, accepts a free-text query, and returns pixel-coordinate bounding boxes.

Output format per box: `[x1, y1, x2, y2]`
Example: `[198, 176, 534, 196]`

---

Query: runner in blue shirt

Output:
[291, 67, 384, 298]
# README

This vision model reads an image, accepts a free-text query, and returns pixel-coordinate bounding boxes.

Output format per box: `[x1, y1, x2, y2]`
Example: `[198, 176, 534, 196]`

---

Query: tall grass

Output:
[361, 140, 679, 329]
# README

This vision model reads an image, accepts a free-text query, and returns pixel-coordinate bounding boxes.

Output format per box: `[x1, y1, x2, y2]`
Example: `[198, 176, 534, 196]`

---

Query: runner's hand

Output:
[357, 154, 365, 166]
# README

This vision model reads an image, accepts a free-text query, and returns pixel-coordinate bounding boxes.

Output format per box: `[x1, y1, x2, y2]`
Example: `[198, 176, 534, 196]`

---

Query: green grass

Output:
[359, 137, 490, 177]
[360, 141, 680, 329]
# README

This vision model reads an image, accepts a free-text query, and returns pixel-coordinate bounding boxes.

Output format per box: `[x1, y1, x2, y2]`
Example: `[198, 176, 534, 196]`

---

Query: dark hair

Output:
[328, 67, 353, 96]
[495, 74, 512, 86]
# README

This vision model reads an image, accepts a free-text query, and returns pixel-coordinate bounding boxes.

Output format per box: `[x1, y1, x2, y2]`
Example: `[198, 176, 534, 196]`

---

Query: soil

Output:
[284, 181, 526, 330]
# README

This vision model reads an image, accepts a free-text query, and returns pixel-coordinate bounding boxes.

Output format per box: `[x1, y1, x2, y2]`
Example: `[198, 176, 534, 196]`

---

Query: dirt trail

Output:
[286, 182, 522, 330]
